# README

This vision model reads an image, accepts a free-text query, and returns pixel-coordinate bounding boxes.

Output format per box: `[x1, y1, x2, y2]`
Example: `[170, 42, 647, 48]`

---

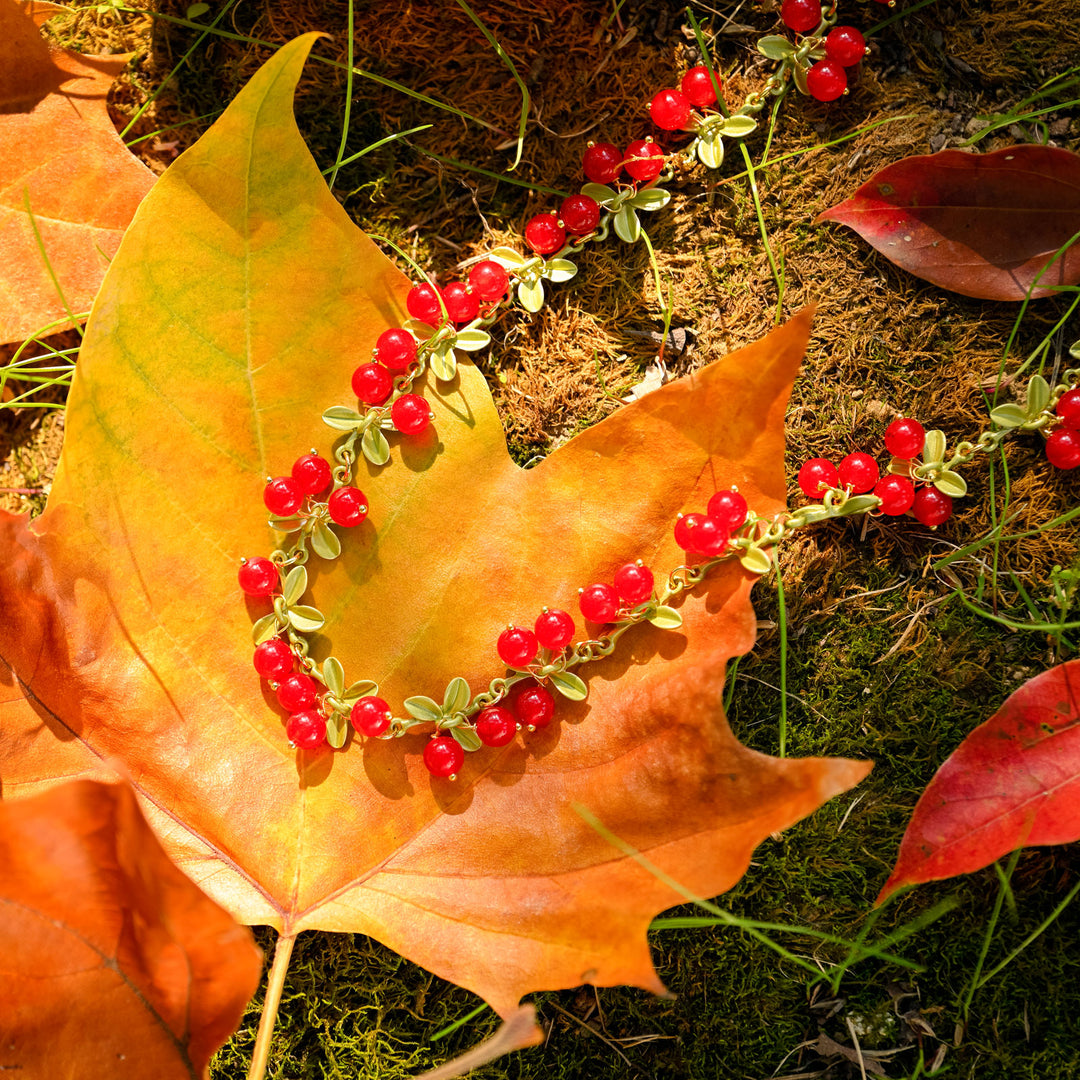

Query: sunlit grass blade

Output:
[320, 125, 433, 176]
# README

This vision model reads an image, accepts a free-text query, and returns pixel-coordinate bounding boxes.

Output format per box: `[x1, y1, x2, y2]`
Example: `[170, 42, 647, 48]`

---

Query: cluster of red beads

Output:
[1047, 388, 1080, 470]
[496, 605, 577, 668]
[778, 0, 872, 103]
[674, 488, 749, 558]
[648, 65, 722, 131]
[797, 418, 955, 526]
[579, 561, 656, 623]
[262, 451, 369, 529]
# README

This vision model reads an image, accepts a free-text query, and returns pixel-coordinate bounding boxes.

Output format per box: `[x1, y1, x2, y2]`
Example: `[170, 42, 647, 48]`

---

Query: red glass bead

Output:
[559, 194, 601, 236]
[614, 562, 654, 604]
[254, 638, 293, 679]
[328, 486, 368, 527]
[238, 556, 278, 597]
[649, 88, 692, 131]
[497, 625, 539, 667]
[515, 684, 555, 729]
[1046, 427, 1080, 469]
[534, 608, 575, 650]
[406, 282, 444, 325]
[424, 735, 464, 778]
[476, 705, 516, 747]
[884, 417, 926, 459]
[524, 213, 566, 256]
[351, 695, 392, 737]
[1056, 388, 1080, 429]
[468, 260, 510, 301]
[826, 25, 867, 67]
[623, 139, 665, 183]
[375, 328, 417, 371]
[442, 281, 480, 324]
[286, 709, 326, 750]
[706, 489, 748, 530]
[837, 452, 880, 494]
[912, 486, 954, 527]
[579, 582, 619, 623]
[582, 142, 623, 185]
[873, 475, 915, 516]
[674, 511, 705, 551]
[781, 0, 821, 33]
[391, 393, 432, 435]
[291, 453, 332, 495]
[689, 516, 729, 556]
[276, 673, 318, 713]
[264, 476, 303, 516]
[798, 458, 839, 499]
[681, 65, 720, 107]
[806, 60, 847, 102]
[352, 362, 393, 405]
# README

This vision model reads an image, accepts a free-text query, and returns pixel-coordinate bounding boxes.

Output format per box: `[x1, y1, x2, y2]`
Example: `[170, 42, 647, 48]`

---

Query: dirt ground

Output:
[6, 0, 1080, 1076]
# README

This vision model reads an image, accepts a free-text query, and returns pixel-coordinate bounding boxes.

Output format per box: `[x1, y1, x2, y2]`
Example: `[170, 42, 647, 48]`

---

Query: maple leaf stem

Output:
[247, 931, 297, 1080]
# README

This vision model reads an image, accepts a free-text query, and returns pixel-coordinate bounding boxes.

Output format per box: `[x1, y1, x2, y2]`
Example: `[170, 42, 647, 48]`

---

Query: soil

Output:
[6, 1, 1080, 1077]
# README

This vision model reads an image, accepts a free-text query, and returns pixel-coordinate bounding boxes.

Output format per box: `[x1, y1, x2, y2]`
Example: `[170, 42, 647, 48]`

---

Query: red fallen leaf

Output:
[0, 779, 262, 1077]
[0, 33, 870, 1024]
[878, 660, 1080, 904]
[0, 0, 156, 344]
[816, 145, 1080, 301]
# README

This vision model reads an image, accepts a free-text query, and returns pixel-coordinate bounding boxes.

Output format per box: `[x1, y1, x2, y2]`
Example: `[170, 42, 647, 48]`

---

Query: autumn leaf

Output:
[878, 660, 1080, 904]
[0, 778, 262, 1077]
[0, 33, 869, 1022]
[0, 0, 156, 344]
[817, 145, 1080, 301]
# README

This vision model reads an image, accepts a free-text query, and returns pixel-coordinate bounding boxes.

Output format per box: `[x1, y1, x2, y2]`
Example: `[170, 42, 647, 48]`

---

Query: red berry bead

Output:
[374, 328, 417, 371]
[674, 511, 705, 551]
[468, 260, 510, 301]
[406, 282, 444, 325]
[884, 418, 926, 459]
[516, 684, 555, 729]
[286, 709, 326, 750]
[253, 639, 293, 680]
[535, 608, 575, 650]
[351, 695, 392, 737]
[623, 139, 665, 183]
[442, 281, 480, 324]
[798, 458, 839, 499]
[806, 60, 847, 102]
[276, 673, 318, 713]
[327, 486, 368, 526]
[681, 65, 719, 107]
[649, 88, 692, 131]
[826, 25, 867, 67]
[781, 0, 822, 33]
[614, 562, 654, 604]
[1056, 388, 1080, 429]
[238, 556, 278, 597]
[264, 476, 303, 516]
[579, 582, 619, 623]
[706, 489, 748, 530]
[1046, 427, 1080, 469]
[559, 194, 600, 237]
[524, 213, 566, 256]
[873, 475, 915, 516]
[912, 486, 954, 527]
[837, 452, 880, 494]
[424, 735, 464, 778]
[582, 142, 624, 184]
[476, 705, 516, 747]
[352, 362, 393, 405]
[291, 453, 332, 496]
[690, 516, 730, 557]
[497, 626, 539, 667]
[391, 393, 432, 435]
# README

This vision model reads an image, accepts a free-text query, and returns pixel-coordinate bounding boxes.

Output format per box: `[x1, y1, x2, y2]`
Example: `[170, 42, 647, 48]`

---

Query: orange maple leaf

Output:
[0, 0, 155, 343]
[0, 34, 869, 1024]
